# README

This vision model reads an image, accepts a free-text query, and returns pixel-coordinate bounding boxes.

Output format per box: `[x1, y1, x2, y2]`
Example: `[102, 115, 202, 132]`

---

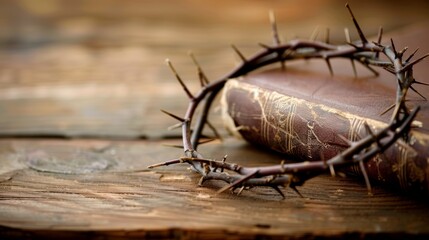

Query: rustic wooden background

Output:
[0, 0, 428, 138]
[0, 0, 429, 239]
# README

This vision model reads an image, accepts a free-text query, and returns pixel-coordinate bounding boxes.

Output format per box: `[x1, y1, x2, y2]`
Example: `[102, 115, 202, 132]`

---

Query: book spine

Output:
[221, 79, 429, 195]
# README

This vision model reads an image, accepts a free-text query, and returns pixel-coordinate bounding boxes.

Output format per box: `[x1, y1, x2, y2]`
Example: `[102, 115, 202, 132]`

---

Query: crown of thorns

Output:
[149, 4, 427, 199]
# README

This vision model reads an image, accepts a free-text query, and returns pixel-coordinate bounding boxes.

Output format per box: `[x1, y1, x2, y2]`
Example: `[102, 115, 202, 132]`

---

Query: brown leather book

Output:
[221, 24, 429, 195]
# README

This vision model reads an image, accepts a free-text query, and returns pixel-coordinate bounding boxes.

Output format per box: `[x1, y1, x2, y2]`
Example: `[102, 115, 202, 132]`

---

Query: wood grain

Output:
[0, 1, 429, 239]
[0, 0, 428, 138]
[1, 138, 429, 239]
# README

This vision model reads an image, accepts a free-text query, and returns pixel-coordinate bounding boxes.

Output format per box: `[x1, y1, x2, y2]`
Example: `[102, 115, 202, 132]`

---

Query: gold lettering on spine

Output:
[392, 144, 425, 190]
[272, 92, 297, 154]
[393, 141, 423, 191]
[252, 88, 299, 154]
[394, 144, 410, 190]
[348, 118, 365, 175]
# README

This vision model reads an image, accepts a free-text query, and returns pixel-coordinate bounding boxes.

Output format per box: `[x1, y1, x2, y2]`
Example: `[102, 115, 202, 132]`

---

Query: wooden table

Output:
[1, 138, 429, 239]
[0, 1, 429, 239]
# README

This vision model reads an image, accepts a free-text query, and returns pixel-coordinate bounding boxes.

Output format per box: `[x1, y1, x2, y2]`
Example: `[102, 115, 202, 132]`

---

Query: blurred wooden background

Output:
[0, 0, 428, 138]
[0, 1, 429, 239]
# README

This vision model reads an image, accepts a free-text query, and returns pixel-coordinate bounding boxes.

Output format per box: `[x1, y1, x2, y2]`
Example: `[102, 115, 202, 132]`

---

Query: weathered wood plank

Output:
[0, 138, 428, 239]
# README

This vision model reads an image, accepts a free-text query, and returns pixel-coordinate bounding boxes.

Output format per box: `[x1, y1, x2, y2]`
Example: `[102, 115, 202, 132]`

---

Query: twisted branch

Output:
[151, 4, 427, 198]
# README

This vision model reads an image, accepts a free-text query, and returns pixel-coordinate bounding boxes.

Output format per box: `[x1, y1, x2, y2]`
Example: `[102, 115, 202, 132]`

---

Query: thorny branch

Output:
[149, 4, 427, 198]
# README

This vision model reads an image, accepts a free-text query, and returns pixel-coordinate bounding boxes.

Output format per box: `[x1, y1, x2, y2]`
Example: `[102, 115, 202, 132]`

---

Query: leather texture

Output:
[222, 25, 429, 195]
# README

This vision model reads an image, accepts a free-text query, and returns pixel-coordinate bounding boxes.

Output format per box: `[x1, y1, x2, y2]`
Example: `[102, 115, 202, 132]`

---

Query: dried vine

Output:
[149, 4, 427, 198]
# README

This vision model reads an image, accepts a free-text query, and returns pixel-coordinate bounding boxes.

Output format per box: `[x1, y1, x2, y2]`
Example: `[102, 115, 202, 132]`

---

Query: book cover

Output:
[221, 25, 429, 195]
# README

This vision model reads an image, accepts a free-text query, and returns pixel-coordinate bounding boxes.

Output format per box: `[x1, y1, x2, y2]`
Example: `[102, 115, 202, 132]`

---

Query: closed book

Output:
[221, 24, 429, 195]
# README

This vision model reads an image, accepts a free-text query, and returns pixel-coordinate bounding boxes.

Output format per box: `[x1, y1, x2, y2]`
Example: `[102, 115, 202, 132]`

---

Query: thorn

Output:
[383, 66, 396, 75]
[166, 59, 194, 99]
[324, 28, 330, 44]
[217, 170, 258, 195]
[280, 160, 286, 173]
[401, 53, 429, 72]
[167, 122, 183, 131]
[345, 3, 368, 44]
[362, 63, 379, 76]
[375, 26, 383, 58]
[398, 46, 409, 59]
[189, 52, 209, 86]
[217, 184, 233, 195]
[372, 41, 383, 48]
[221, 155, 227, 172]
[329, 164, 336, 177]
[231, 44, 247, 63]
[344, 28, 351, 43]
[271, 185, 285, 199]
[290, 185, 304, 198]
[377, 26, 383, 45]
[390, 38, 398, 58]
[350, 59, 357, 78]
[279, 57, 286, 70]
[413, 79, 429, 86]
[325, 57, 334, 76]
[380, 103, 395, 116]
[258, 42, 272, 49]
[237, 186, 245, 196]
[161, 109, 186, 122]
[198, 176, 206, 186]
[410, 85, 427, 101]
[346, 42, 360, 50]
[405, 48, 419, 63]
[269, 10, 281, 46]
[310, 26, 320, 41]
[147, 159, 182, 169]
[359, 160, 372, 195]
